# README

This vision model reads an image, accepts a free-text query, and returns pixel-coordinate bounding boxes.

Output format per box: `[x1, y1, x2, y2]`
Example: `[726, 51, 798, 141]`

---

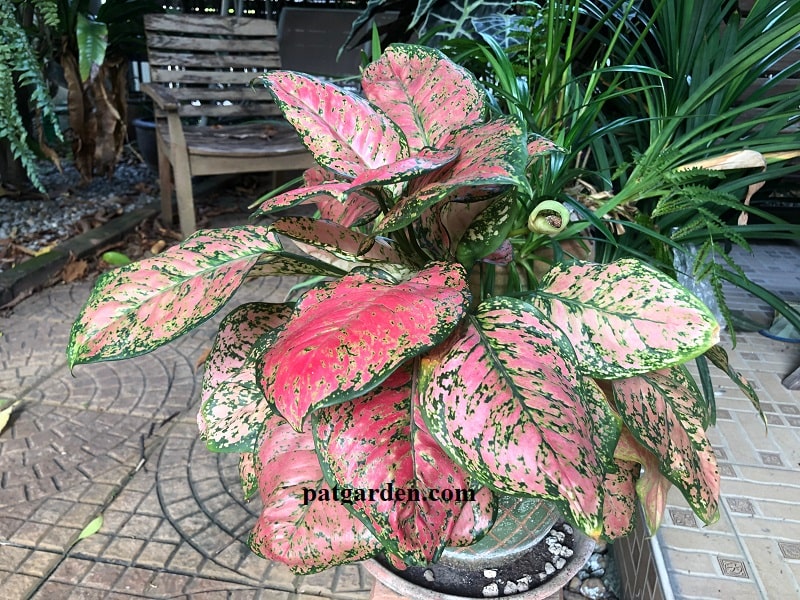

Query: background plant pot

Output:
[364, 519, 595, 600]
[132, 118, 158, 170]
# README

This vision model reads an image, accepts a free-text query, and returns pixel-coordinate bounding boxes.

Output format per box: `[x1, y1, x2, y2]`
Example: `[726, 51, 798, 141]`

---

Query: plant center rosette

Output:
[68, 44, 748, 575]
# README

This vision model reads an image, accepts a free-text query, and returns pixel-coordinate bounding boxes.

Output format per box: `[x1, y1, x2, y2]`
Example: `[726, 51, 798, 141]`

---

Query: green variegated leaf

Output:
[705, 345, 763, 423]
[374, 118, 527, 235]
[260, 71, 408, 178]
[362, 44, 487, 150]
[455, 194, 518, 268]
[614, 428, 672, 535]
[199, 303, 293, 453]
[600, 457, 639, 540]
[269, 217, 411, 266]
[349, 147, 460, 189]
[532, 259, 721, 379]
[68, 227, 282, 367]
[418, 298, 620, 538]
[259, 262, 470, 430]
[612, 367, 720, 524]
[313, 366, 494, 564]
[249, 414, 379, 573]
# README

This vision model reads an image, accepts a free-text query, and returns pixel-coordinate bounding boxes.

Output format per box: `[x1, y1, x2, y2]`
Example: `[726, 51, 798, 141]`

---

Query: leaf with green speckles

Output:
[313, 366, 494, 564]
[600, 456, 638, 540]
[455, 193, 518, 268]
[532, 259, 721, 379]
[374, 118, 527, 235]
[258, 262, 471, 431]
[260, 71, 408, 178]
[199, 303, 293, 453]
[612, 367, 719, 525]
[418, 297, 620, 538]
[239, 452, 259, 501]
[613, 428, 672, 536]
[253, 182, 381, 228]
[362, 44, 488, 151]
[349, 147, 460, 189]
[269, 217, 411, 266]
[68, 227, 283, 367]
[248, 414, 379, 573]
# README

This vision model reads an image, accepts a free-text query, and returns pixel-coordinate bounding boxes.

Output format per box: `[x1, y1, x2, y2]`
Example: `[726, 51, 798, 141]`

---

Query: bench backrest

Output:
[143, 13, 283, 120]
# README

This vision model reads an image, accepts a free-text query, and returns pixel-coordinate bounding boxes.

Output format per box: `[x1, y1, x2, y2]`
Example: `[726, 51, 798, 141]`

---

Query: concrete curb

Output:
[0, 202, 160, 307]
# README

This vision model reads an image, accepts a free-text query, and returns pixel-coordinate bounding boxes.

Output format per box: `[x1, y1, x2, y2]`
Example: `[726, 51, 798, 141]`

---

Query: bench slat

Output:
[145, 13, 277, 36]
[148, 69, 276, 85]
[147, 51, 280, 69]
[146, 34, 278, 54]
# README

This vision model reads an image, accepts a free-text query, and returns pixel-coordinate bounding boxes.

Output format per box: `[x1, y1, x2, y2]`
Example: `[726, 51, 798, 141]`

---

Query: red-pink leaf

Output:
[362, 44, 487, 150]
[375, 118, 527, 234]
[199, 302, 293, 453]
[527, 137, 560, 159]
[261, 71, 408, 178]
[259, 262, 471, 430]
[418, 298, 620, 538]
[68, 227, 281, 366]
[239, 452, 259, 501]
[316, 190, 382, 227]
[614, 428, 672, 535]
[612, 367, 719, 524]
[249, 414, 379, 573]
[313, 366, 493, 564]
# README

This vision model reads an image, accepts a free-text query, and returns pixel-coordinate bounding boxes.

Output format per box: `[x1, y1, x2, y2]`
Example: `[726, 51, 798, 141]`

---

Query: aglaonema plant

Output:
[68, 44, 738, 574]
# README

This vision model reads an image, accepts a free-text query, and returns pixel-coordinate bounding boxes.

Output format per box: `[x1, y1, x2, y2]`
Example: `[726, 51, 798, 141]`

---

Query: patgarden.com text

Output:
[301, 483, 477, 506]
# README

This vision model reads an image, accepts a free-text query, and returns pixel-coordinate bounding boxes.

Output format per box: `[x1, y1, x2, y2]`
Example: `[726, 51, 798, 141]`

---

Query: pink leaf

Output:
[375, 118, 527, 234]
[259, 262, 471, 430]
[253, 182, 351, 218]
[362, 44, 487, 150]
[239, 452, 259, 501]
[270, 217, 411, 266]
[261, 71, 408, 177]
[313, 366, 493, 564]
[533, 259, 721, 378]
[249, 414, 379, 573]
[68, 227, 282, 366]
[349, 147, 460, 189]
[612, 367, 720, 524]
[418, 298, 620, 538]
[600, 456, 639, 540]
[199, 302, 293, 453]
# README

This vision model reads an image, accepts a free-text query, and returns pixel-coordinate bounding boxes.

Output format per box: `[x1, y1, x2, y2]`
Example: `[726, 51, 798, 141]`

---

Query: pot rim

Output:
[362, 528, 596, 600]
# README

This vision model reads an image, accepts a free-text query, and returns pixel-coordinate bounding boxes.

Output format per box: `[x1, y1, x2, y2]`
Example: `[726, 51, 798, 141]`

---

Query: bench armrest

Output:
[141, 83, 180, 112]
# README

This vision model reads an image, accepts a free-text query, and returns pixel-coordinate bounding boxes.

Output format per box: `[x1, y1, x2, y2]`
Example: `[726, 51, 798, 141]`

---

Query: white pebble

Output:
[423, 569, 435, 582]
[516, 575, 532, 592]
[503, 581, 519, 595]
[562, 524, 574, 534]
[560, 546, 574, 558]
[553, 531, 565, 542]
[555, 557, 566, 569]
[482, 582, 499, 597]
[544, 562, 556, 575]
[483, 569, 497, 578]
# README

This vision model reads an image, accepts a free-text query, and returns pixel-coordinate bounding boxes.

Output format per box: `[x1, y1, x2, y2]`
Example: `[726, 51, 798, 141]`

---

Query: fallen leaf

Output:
[76, 515, 103, 542]
[101, 251, 132, 266]
[0, 400, 20, 435]
[62, 258, 89, 283]
[195, 347, 211, 371]
[150, 240, 166, 254]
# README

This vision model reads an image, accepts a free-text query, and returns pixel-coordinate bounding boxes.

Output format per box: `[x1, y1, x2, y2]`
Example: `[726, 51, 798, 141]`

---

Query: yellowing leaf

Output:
[0, 400, 20, 435]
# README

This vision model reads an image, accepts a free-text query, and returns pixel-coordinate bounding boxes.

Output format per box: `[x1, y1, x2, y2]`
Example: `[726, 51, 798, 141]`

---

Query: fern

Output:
[0, 0, 61, 192]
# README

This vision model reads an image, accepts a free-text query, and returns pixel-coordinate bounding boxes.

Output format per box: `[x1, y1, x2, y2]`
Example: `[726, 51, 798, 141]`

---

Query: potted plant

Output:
[68, 45, 749, 597]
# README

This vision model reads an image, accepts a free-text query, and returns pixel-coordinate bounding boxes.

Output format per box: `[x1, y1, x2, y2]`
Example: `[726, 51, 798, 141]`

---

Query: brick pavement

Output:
[0, 274, 374, 599]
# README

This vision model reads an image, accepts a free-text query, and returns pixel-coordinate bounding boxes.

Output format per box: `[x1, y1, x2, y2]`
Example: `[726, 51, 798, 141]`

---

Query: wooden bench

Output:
[142, 13, 316, 237]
